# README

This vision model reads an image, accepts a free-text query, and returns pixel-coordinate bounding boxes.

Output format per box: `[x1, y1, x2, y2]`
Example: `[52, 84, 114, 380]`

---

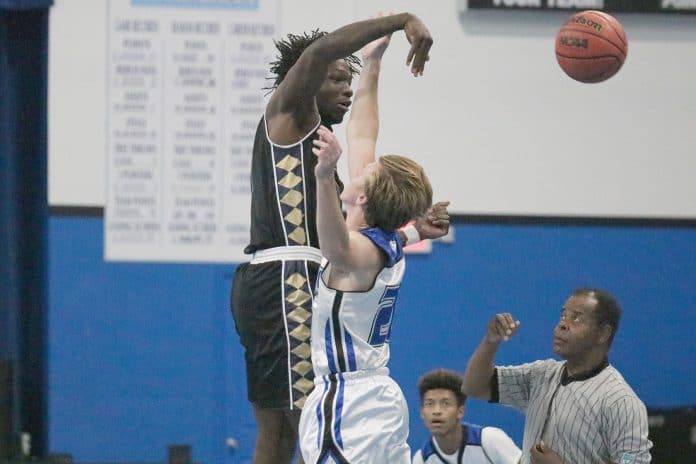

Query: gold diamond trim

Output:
[289, 324, 310, 342]
[293, 396, 307, 409]
[291, 358, 312, 376]
[287, 305, 311, 323]
[287, 289, 311, 308]
[288, 227, 306, 245]
[280, 190, 303, 208]
[278, 172, 302, 189]
[284, 208, 304, 227]
[276, 154, 301, 172]
[293, 377, 314, 394]
[291, 343, 311, 360]
[286, 273, 307, 289]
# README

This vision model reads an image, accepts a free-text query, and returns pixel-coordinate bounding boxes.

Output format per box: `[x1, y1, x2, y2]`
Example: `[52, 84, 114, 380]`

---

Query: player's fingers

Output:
[405, 43, 417, 67]
[429, 209, 449, 219]
[496, 313, 516, 340]
[411, 38, 433, 76]
[503, 314, 520, 334]
[510, 320, 521, 333]
[492, 314, 510, 340]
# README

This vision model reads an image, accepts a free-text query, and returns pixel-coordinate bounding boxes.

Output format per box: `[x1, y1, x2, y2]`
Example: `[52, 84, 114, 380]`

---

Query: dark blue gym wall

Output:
[48, 215, 696, 463]
[1, 2, 52, 457]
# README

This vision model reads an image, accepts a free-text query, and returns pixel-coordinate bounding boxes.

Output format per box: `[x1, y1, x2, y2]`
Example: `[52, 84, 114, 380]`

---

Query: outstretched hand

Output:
[361, 12, 393, 62]
[486, 313, 521, 344]
[403, 13, 433, 76]
[313, 125, 342, 179]
[414, 201, 450, 240]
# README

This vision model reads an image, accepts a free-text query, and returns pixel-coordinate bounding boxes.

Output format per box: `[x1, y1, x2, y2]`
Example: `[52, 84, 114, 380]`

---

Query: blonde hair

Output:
[363, 155, 433, 231]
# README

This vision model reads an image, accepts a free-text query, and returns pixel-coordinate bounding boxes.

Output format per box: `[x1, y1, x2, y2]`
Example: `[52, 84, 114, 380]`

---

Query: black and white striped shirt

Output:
[494, 359, 652, 464]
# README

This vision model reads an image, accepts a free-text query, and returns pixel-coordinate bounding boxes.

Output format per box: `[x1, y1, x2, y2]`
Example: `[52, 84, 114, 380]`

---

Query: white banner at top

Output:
[105, 0, 278, 263]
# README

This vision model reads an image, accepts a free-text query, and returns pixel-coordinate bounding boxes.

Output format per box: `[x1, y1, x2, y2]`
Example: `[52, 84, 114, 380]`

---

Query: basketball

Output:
[555, 10, 628, 83]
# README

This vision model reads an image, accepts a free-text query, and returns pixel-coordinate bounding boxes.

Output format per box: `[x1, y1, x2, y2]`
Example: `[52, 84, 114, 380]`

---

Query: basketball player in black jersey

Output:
[231, 13, 441, 464]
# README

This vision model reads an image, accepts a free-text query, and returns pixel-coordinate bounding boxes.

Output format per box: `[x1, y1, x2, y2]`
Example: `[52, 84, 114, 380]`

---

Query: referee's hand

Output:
[530, 441, 563, 464]
[485, 313, 520, 344]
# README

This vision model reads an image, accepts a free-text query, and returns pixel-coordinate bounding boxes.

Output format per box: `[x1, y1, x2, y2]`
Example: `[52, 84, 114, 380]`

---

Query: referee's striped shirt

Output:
[493, 359, 652, 464]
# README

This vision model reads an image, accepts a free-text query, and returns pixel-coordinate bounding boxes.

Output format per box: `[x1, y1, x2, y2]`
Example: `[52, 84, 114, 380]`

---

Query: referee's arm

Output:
[462, 313, 520, 400]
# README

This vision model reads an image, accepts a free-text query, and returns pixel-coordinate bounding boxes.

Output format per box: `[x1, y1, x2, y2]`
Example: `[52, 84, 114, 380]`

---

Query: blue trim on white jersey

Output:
[324, 321, 337, 373]
[419, 422, 485, 463]
[315, 378, 328, 449]
[465, 422, 483, 446]
[316, 375, 350, 463]
[344, 329, 357, 371]
[421, 438, 437, 460]
[330, 291, 347, 372]
[334, 374, 345, 448]
[360, 227, 402, 267]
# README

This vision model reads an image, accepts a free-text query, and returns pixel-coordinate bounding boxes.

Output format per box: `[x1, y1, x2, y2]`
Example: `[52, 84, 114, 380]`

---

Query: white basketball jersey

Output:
[311, 227, 404, 377]
[412, 422, 522, 464]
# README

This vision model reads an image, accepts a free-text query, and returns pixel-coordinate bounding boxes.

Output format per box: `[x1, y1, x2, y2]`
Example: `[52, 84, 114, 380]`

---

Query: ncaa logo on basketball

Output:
[559, 36, 588, 49]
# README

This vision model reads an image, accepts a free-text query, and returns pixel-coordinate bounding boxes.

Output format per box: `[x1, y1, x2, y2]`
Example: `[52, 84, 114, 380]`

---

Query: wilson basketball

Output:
[555, 10, 628, 83]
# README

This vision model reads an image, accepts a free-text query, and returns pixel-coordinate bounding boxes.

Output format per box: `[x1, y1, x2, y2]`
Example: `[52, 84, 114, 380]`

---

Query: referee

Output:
[461, 288, 652, 464]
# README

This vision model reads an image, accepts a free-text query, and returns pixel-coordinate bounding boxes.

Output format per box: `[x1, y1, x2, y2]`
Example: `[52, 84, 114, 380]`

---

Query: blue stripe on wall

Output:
[48, 216, 696, 462]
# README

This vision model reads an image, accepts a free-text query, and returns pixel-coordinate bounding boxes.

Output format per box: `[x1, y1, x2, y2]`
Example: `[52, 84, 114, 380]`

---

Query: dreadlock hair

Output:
[263, 29, 362, 92]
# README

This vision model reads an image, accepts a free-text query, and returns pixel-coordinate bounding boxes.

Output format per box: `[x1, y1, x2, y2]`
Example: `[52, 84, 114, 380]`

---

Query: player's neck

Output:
[565, 348, 608, 377]
[433, 423, 463, 455]
[344, 207, 366, 231]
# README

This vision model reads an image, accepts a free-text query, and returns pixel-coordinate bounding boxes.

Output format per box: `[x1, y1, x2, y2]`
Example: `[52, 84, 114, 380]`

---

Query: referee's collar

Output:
[560, 357, 609, 386]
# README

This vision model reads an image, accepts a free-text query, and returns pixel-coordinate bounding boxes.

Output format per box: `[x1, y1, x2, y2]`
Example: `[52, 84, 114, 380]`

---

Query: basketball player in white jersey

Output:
[413, 369, 521, 464]
[298, 32, 444, 463]
[231, 12, 437, 464]
[461, 289, 652, 464]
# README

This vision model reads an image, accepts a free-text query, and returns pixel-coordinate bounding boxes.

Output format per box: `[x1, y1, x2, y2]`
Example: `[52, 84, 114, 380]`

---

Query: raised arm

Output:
[312, 126, 383, 272]
[346, 33, 390, 181]
[268, 13, 432, 143]
[462, 313, 520, 400]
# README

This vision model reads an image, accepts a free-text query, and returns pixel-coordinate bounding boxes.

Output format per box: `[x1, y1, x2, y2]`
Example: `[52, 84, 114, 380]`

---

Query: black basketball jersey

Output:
[244, 115, 342, 254]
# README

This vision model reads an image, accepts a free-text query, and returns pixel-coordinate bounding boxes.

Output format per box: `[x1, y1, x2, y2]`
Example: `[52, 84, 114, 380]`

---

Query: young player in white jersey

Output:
[413, 369, 521, 464]
[298, 31, 445, 464]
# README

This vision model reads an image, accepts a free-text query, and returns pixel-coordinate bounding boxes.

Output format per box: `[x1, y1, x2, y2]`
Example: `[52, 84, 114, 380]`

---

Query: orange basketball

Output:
[555, 10, 628, 83]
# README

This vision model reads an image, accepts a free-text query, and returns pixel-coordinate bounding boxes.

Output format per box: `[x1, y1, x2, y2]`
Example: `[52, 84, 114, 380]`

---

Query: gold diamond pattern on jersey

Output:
[275, 153, 306, 246]
[275, 147, 312, 407]
[285, 270, 314, 409]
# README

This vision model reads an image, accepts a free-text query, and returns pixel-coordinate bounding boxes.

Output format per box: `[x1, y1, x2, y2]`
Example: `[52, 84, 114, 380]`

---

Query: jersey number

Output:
[368, 285, 399, 346]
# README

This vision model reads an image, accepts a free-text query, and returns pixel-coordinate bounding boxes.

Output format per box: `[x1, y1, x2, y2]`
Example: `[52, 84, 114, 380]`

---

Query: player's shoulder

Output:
[480, 424, 513, 443]
[462, 421, 484, 445]
[359, 227, 403, 266]
[498, 358, 562, 380]
[601, 365, 647, 409]
[414, 439, 436, 462]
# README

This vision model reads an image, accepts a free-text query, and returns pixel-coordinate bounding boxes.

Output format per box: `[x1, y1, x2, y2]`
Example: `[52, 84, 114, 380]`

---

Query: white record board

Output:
[49, 1, 696, 262]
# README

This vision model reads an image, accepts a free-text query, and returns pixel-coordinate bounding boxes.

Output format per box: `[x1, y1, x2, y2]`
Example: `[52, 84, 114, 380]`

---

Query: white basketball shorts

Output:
[299, 369, 410, 464]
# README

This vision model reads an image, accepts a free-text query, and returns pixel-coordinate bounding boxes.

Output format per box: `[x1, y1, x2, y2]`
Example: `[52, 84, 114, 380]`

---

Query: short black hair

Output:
[417, 369, 467, 406]
[264, 29, 361, 91]
[573, 288, 622, 346]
